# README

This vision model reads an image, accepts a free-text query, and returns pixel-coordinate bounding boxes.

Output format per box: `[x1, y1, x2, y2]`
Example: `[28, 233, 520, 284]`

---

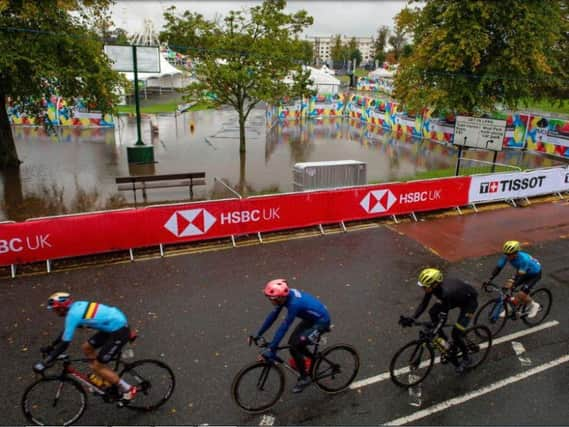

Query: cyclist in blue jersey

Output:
[251, 279, 331, 393]
[485, 240, 541, 318]
[33, 292, 137, 401]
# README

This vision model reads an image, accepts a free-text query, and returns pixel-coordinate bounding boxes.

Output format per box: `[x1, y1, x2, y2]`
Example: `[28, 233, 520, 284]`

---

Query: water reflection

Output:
[2, 112, 565, 221]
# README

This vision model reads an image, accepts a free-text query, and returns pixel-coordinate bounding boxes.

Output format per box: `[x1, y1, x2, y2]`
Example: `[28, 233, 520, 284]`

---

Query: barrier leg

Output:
[340, 221, 347, 232]
[231, 235, 236, 248]
[46, 260, 51, 274]
[455, 206, 462, 215]
[129, 248, 134, 261]
[257, 232, 263, 243]
[391, 214, 399, 224]
[318, 224, 325, 235]
[10, 264, 16, 279]
[524, 197, 531, 205]
[471, 203, 479, 213]
[410, 212, 418, 222]
[159, 244, 164, 257]
[555, 192, 563, 199]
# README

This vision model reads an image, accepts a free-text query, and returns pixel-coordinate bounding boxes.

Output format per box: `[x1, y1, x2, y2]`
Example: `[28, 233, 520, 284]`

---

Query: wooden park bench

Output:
[116, 172, 206, 205]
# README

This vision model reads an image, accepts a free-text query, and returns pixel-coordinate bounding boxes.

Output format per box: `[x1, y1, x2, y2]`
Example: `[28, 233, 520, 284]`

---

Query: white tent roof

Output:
[283, 66, 341, 94]
[306, 66, 341, 85]
[369, 67, 395, 78]
[122, 53, 183, 82]
[320, 64, 335, 75]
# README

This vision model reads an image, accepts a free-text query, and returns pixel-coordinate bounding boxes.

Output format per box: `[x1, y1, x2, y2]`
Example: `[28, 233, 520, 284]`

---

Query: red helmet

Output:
[263, 279, 289, 298]
[47, 292, 72, 311]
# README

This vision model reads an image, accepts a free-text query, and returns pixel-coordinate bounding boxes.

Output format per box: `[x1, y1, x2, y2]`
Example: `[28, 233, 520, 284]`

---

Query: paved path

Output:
[2, 201, 568, 425]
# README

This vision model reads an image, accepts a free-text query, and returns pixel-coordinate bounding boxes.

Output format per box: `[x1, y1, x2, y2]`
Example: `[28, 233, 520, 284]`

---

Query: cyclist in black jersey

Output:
[399, 268, 479, 374]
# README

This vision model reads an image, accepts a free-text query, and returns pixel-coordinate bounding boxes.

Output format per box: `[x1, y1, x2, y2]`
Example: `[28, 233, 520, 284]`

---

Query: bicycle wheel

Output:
[389, 340, 434, 388]
[119, 359, 175, 411]
[473, 298, 508, 338]
[313, 344, 360, 393]
[522, 288, 552, 327]
[21, 377, 87, 426]
[231, 361, 285, 413]
[459, 325, 492, 369]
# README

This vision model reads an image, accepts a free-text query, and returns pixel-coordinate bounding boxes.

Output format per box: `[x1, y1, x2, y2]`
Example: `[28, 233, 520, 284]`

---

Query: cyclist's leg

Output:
[93, 327, 130, 386]
[516, 271, 541, 305]
[83, 331, 107, 370]
[288, 320, 313, 378]
[429, 303, 448, 341]
[452, 301, 478, 370]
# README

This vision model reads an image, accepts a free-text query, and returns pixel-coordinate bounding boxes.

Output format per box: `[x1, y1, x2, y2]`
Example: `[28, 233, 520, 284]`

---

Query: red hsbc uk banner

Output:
[330, 177, 470, 222]
[0, 176, 470, 267]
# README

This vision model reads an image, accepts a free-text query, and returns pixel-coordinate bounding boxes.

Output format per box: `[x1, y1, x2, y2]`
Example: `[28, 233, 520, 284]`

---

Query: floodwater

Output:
[1, 108, 565, 222]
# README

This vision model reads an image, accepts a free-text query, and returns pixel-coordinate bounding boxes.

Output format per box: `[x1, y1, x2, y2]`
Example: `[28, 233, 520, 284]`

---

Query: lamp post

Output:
[126, 44, 155, 164]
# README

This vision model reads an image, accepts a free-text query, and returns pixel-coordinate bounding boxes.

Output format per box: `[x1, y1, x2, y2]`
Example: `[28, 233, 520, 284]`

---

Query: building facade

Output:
[307, 35, 375, 67]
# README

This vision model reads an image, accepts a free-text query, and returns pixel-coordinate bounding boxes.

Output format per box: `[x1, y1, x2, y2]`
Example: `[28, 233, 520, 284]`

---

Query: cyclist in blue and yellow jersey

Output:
[486, 240, 542, 318]
[399, 268, 479, 374]
[251, 279, 331, 393]
[33, 292, 137, 401]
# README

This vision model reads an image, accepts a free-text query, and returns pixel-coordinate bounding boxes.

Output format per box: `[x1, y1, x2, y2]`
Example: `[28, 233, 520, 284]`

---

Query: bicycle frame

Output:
[253, 337, 340, 384]
[48, 351, 129, 399]
[484, 282, 523, 321]
[412, 322, 461, 364]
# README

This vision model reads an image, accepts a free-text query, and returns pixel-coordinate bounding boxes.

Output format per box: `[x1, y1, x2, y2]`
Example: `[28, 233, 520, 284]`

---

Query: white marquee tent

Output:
[284, 66, 342, 95]
[368, 67, 395, 78]
[122, 53, 185, 90]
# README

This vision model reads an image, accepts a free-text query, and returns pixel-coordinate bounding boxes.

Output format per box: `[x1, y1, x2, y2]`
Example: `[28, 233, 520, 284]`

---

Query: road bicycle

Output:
[21, 332, 175, 426]
[231, 334, 360, 413]
[473, 281, 552, 338]
[389, 321, 492, 387]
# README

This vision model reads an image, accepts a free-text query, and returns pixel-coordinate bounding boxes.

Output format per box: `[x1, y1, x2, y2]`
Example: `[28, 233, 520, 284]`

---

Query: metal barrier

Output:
[456, 157, 521, 176]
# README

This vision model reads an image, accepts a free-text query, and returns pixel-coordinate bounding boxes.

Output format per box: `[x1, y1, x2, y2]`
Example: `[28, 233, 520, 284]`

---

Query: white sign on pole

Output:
[454, 116, 506, 151]
[104, 45, 160, 73]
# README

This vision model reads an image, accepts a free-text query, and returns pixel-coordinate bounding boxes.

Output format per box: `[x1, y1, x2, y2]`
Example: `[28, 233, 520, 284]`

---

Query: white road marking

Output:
[383, 353, 569, 425]
[511, 341, 532, 366]
[259, 414, 275, 426]
[349, 320, 559, 389]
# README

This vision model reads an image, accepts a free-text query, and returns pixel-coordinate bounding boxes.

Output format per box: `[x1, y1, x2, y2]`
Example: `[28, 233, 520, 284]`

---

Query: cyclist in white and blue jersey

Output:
[486, 240, 542, 318]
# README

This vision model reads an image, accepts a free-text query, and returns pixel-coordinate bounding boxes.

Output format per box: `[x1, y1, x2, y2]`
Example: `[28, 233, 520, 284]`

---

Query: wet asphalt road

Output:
[1, 202, 568, 425]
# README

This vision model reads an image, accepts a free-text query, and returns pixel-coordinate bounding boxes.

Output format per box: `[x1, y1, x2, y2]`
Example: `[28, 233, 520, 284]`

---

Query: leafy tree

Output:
[0, 0, 125, 169]
[330, 34, 346, 69]
[394, 0, 569, 114]
[347, 37, 362, 66]
[160, 0, 314, 153]
[373, 25, 389, 64]
[387, 27, 406, 62]
[295, 38, 314, 65]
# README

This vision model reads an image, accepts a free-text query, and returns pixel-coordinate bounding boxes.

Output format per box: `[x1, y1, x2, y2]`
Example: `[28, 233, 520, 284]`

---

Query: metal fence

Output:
[456, 157, 521, 176]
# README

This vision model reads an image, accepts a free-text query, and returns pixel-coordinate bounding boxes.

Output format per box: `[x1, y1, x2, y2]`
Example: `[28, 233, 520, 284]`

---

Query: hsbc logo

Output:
[164, 209, 216, 237]
[360, 189, 397, 213]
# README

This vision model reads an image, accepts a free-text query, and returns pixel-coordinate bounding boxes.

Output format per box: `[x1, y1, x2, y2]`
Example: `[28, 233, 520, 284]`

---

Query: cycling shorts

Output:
[516, 271, 542, 294]
[88, 326, 131, 364]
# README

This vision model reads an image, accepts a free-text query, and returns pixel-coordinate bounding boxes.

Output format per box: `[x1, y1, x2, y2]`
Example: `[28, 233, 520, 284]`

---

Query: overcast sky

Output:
[110, 1, 409, 38]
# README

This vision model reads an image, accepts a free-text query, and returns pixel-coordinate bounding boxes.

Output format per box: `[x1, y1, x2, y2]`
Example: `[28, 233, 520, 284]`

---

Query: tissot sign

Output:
[469, 168, 569, 203]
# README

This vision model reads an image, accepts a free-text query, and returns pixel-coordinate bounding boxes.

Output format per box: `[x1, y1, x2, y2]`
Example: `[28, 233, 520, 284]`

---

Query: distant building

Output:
[307, 35, 375, 67]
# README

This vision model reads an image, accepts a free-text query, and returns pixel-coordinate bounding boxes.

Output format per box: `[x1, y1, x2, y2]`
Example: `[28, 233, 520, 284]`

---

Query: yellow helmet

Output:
[503, 240, 520, 255]
[417, 268, 443, 288]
